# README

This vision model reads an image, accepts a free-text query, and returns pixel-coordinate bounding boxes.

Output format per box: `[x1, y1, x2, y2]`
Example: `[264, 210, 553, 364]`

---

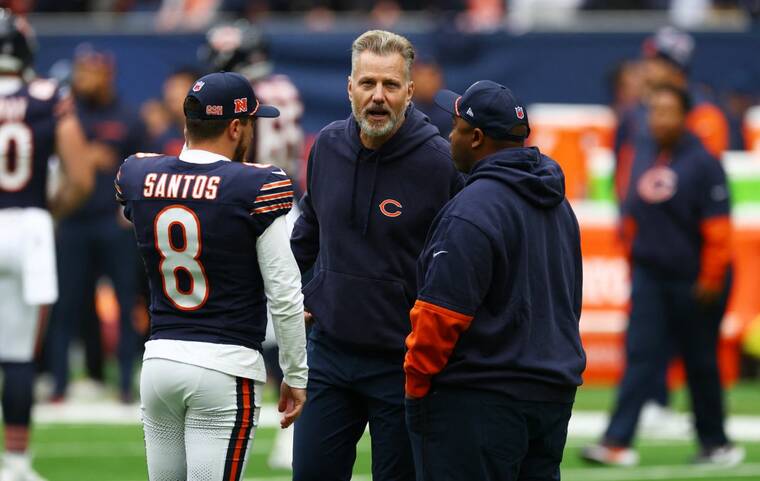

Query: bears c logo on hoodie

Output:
[379, 199, 402, 217]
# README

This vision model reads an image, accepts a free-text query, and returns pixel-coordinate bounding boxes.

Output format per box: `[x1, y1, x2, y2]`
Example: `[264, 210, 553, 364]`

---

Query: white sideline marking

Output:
[22, 404, 760, 442]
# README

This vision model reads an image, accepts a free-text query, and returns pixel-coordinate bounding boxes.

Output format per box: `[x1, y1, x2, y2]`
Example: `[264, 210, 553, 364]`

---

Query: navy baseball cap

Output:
[434, 80, 530, 141]
[184, 71, 279, 120]
[641, 26, 694, 72]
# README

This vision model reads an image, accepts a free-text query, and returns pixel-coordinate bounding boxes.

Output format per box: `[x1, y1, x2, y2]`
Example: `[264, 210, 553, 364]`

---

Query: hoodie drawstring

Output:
[363, 155, 381, 236]
[349, 150, 362, 228]
[348, 149, 382, 236]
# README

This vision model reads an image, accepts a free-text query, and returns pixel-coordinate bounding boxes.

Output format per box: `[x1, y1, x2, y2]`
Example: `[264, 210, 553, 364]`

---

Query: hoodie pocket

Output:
[302, 269, 410, 349]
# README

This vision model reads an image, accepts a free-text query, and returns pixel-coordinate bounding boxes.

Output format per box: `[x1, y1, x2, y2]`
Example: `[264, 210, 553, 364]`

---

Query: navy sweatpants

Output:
[46, 217, 140, 399]
[406, 387, 573, 481]
[293, 328, 414, 481]
[604, 265, 730, 448]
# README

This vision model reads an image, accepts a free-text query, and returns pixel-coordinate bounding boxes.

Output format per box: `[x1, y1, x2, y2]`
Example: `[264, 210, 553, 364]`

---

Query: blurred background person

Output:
[582, 84, 742, 467]
[411, 53, 451, 138]
[720, 70, 758, 151]
[616, 27, 729, 203]
[141, 67, 199, 156]
[44, 44, 148, 404]
[608, 60, 644, 121]
[0, 9, 94, 481]
[612, 27, 732, 425]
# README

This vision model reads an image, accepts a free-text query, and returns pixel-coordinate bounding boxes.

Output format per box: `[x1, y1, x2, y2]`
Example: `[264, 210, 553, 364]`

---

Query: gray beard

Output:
[352, 103, 400, 138]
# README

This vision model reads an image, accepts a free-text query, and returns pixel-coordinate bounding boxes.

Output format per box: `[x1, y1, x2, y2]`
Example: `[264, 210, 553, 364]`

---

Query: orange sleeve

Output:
[686, 104, 729, 158]
[404, 299, 474, 398]
[698, 215, 732, 291]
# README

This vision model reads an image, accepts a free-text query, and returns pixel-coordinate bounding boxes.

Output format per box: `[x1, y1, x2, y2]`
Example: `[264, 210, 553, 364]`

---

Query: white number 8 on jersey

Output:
[154, 205, 209, 311]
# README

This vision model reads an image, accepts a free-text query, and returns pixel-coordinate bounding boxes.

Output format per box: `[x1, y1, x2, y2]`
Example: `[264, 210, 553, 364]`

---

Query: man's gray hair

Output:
[351, 30, 415, 80]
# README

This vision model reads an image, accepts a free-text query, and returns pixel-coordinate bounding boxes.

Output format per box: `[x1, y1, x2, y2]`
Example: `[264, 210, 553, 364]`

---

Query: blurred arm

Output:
[51, 113, 94, 218]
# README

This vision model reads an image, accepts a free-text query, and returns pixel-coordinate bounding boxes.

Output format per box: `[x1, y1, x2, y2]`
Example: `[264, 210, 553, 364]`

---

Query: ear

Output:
[407, 79, 415, 105]
[471, 128, 485, 150]
[228, 118, 242, 141]
[347, 75, 353, 102]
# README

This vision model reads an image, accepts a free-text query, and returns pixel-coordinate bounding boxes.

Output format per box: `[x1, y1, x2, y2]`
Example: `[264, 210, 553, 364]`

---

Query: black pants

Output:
[46, 217, 140, 398]
[292, 329, 414, 481]
[604, 265, 730, 448]
[406, 387, 572, 481]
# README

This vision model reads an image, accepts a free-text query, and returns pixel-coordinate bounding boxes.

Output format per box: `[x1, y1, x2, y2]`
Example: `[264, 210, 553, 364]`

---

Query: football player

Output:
[201, 20, 305, 468]
[115, 71, 307, 481]
[0, 9, 93, 481]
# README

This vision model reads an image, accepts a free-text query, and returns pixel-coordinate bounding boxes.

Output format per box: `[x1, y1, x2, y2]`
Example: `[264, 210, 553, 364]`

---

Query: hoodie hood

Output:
[468, 147, 566, 208]
[345, 103, 442, 234]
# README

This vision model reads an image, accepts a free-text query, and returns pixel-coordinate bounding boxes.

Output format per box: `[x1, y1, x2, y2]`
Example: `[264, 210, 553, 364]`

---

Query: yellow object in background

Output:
[743, 314, 760, 358]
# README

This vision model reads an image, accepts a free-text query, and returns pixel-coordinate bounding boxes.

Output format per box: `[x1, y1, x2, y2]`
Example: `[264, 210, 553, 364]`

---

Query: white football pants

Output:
[140, 358, 263, 481]
[0, 208, 56, 362]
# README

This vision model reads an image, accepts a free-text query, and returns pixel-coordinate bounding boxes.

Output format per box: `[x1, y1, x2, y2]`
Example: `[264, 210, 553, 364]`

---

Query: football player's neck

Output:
[186, 137, 236, 162]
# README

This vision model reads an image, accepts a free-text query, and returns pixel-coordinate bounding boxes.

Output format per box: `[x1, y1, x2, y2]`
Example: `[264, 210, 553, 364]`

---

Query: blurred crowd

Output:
[1, 0, 759, 32]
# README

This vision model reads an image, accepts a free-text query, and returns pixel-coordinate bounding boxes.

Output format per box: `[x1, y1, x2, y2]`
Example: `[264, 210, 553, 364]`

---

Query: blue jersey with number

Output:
[0, 78, 67, 210]
[115, 153, 294, 351]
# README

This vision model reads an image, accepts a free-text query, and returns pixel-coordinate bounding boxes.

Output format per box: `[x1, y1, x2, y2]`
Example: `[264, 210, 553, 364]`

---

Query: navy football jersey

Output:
[115, 153, 294, 350]
[0, 78, 68, 209]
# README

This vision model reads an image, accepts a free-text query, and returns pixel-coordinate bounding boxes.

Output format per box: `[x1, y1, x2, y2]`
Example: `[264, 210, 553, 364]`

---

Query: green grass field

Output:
[11, 382, 760, 481]
[24, 425, 760, 481]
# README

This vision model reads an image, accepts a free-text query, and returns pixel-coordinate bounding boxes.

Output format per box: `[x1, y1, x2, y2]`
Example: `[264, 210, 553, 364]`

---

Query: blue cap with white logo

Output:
[434, 80, 530, 141]
[184, 71, 279, 120]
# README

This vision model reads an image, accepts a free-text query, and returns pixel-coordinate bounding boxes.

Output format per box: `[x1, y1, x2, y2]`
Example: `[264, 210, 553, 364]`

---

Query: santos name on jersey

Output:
[115, 151, 294, 352]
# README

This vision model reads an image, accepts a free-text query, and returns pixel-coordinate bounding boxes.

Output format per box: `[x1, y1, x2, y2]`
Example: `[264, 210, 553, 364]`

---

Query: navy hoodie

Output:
[291, 105, 462, 352]
[404, 147, 586, 402]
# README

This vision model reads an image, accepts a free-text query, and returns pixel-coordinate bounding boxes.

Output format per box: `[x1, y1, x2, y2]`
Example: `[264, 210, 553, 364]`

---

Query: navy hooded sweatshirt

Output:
[291, 105, 462, 352]
[404, 147, 586, 402]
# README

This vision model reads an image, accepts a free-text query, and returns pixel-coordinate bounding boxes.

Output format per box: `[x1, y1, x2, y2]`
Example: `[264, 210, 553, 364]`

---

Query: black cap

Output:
[0, 9, 35, 73]
[184, 71, 279, 120]
[434, 80, 530, 141]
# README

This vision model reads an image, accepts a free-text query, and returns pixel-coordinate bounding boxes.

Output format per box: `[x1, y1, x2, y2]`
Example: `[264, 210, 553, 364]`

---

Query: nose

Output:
[372, 84, 385, 104]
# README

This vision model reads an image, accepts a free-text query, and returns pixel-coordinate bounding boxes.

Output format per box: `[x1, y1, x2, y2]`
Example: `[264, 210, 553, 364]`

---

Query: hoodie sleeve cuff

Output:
[405, 374, 431, 399]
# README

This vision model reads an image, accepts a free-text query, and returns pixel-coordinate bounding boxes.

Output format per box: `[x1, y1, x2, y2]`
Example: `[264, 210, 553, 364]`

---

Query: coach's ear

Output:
[347, 75, 353, 103]
[472, 127, 485, 150]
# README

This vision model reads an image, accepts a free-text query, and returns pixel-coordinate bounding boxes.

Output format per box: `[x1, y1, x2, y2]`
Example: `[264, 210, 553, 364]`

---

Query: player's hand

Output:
[278, 382, 307, 429]
[304, 311, 314, 327]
